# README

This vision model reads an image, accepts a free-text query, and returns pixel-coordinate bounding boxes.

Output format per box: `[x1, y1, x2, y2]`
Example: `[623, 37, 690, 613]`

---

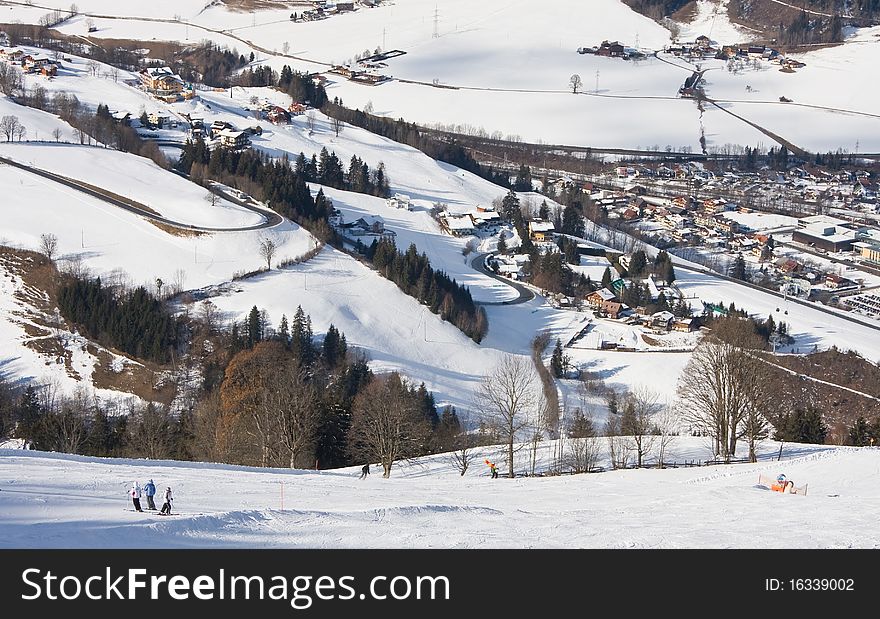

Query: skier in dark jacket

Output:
[143, 479, 157, 510]
[159, 487, 173, 515]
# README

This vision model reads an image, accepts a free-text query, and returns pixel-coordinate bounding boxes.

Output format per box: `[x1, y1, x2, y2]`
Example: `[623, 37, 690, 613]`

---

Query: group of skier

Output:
[129, 479, 173, 515]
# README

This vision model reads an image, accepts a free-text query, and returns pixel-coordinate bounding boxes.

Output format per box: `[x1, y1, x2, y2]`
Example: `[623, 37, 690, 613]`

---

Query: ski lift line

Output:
[749, 353, 880, 403]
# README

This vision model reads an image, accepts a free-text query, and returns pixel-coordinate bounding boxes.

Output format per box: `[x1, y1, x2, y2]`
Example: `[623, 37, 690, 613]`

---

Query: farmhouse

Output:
[596, 40, 625, 57]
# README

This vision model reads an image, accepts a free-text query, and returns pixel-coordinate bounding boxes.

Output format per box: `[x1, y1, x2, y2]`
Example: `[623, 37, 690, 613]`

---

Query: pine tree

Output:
[561, 204, 585, 238]
[730, 253, 747, 281]
[501, 189, 520, 221]
[278, 315, 290, 347]
[629, 250, 647, 277]
[550, 338, 565, 378]
[601, 266, 612, 289]
[568, 410, 596, 438]
[247, 306, 262, 348]
[848, 417, 870, 446]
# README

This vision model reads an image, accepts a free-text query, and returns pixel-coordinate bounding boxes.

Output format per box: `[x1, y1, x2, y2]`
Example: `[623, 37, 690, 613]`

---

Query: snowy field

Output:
[5, 0, 869, 151]
[0, 143, 264, 229]
[1, 442, 878, 549]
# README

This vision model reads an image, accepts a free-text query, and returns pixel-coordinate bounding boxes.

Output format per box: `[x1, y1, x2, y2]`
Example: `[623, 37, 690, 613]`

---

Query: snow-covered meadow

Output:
[3, 0, 873, 151]
[1, 441, 878, 549]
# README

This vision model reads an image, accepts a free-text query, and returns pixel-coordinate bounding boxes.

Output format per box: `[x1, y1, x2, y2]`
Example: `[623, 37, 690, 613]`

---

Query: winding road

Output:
[469, 252, 536, 305]
[0, 153, 282, 232]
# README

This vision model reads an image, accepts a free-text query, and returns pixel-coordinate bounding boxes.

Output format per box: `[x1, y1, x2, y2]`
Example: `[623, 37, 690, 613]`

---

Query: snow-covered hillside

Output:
[6, 0, 873, 151]
[1, 441, 877, 548]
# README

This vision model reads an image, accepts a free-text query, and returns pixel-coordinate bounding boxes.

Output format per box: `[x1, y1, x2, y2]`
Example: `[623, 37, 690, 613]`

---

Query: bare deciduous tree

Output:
[14, 123, 26, 142]
[270, 364, 320, 468]
[306, 111, 316, 133]
[1, 115, 20, 141]
[128, 402, 173, 459]
[655, 403, 679, 468]
[449, 435, 480, 476]
[0, 62, 24, 95]
[331, 115, 343, 137]
[677, 318, 768, 462]
[52, 127, 63, 142]
[569, 73, 582, 94]
[199, 300, 219, 334]
[474, 354, 538, 478]
[39, 233, 58, 261]
[621, 386, 662, 468]
[205, 191, 220, 207]
[347, 373, 432, 477]
[259, 236, 277, 270]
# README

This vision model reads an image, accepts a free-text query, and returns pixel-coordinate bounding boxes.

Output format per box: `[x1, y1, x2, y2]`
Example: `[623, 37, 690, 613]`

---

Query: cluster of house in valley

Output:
[289, 1, 379, 23]
[577, 40, 647, 60]
[666, 36, 806, 72]
[0, 47, 61, 76]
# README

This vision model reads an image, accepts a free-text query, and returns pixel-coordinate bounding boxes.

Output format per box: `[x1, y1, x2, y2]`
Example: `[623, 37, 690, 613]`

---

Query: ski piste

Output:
[124, 509, 200, 516]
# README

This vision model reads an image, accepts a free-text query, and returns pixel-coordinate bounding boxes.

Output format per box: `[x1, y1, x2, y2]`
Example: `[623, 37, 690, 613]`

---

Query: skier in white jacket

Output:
[159, 486, 173, 515]
[129, 481, 143, 512]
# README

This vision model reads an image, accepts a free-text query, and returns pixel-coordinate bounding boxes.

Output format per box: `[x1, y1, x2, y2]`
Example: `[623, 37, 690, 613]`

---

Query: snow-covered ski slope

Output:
[5, 0, 874, 151]
[1, 441, 878, 548]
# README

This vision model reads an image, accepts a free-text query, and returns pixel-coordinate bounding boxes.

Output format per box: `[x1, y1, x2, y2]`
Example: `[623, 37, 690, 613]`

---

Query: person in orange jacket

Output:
[771, 473, 792, 493]
[485, 459, 498, 479]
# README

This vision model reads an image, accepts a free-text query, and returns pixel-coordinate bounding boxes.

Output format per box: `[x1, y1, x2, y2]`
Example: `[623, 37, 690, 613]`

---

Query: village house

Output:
[267, 106, 291, 124]
[111, 111, 131, 126]
[824, 273, 858, 290]
[218, 128, 251, 150]
[528, 220, 555, 242]
[138, 66, 185, 99]
[596, 40, 626, 57]
[600, 299, 626, 319]
[672, 317, 698, 332]
[288, 102, 307, 116]
[386, 193, 412, 210]
[0, 48, 25, 63]
[341, 215, 394, 238]
[650, 311, 675, 332]
[471, 210, 501, 228]
[443, 214, 475, 237]
[586, 288, 617, 309]
[147, 112, 170, 129]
